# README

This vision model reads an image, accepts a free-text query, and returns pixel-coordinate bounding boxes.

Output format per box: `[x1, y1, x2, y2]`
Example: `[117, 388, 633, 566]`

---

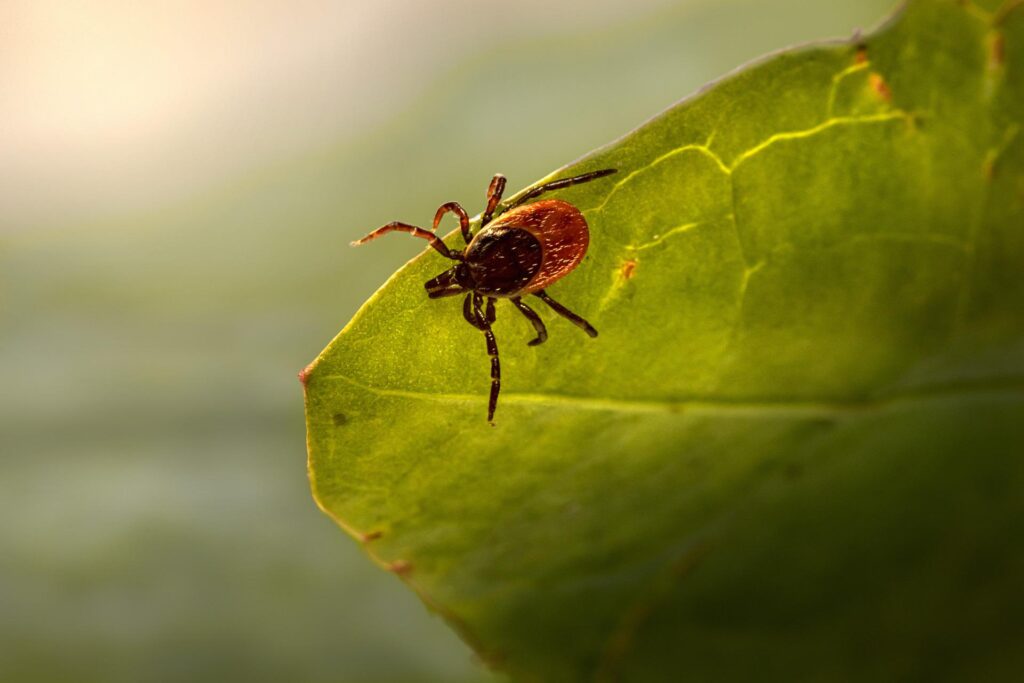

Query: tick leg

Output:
[511, 296, 548, 346]
[464, 290, 479, 327]
[463, 293, 486, 330]
[351, 221, 456, 259]
[433, 202, 472, 245]
[472, 293, 501, 423]
[534, 290, 598, 338]
[482, 174, 507, 226]
[485, 297, 496, 325]
[509, 169, 617, 209]
[483, 326, 500, 424]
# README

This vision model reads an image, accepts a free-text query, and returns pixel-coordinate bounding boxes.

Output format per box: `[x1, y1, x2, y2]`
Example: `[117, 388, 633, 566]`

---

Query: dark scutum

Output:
[465, 227, 542, 297]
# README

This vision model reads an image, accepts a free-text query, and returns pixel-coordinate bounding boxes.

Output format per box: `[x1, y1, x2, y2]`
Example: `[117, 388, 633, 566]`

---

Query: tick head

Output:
[425, 262, 472, 298]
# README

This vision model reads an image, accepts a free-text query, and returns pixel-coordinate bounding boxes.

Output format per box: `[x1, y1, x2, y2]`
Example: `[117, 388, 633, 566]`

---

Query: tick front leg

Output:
[351, 221, 455, 259]
[473, 293, 501, 424]
[511, 296, 548, 346]
[433, 202, 472, 245]
[463, 293, 486, 330]
[485, 297, 496, 325]
[482, 174, 507, 226]
[534, 290, 598, 338]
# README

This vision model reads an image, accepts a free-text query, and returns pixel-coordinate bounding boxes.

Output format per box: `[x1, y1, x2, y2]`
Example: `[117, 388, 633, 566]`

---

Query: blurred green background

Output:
[1, 1, 895, 680]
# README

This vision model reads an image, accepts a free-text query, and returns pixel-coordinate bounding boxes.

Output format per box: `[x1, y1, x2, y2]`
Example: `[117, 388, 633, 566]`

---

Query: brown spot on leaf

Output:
[869, 72, 892, 102]
[360, 529, 383, 542]
[333, 412, 349, 426]
[854, 46, 868, 65]
[621, 259, 637, 280]
[990, 31, 1005, 69]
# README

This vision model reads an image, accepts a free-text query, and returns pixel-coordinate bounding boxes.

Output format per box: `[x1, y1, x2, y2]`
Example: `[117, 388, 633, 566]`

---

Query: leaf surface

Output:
[304, 1, 1024, 679]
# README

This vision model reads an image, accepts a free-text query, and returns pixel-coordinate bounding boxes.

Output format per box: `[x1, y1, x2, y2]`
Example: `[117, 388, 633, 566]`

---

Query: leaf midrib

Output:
[322, 371, 1024, 416]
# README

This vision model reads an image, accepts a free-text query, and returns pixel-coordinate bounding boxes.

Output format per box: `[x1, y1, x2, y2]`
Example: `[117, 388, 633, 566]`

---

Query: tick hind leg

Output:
[534, 290, 598, 338]
[511, 296, 548, 346]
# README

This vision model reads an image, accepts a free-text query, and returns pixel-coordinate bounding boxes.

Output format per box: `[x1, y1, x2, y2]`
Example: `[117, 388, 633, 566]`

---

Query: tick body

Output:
[459, 199, 589, 298]
[352, 169, 616, 423]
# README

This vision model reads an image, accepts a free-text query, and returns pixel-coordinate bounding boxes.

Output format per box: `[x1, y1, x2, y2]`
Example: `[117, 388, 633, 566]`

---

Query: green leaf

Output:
[304, 0, 1024, 679]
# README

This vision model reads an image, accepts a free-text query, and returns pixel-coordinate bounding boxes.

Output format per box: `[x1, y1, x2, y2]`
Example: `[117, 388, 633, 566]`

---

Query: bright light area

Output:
[0, 0, 678, 228]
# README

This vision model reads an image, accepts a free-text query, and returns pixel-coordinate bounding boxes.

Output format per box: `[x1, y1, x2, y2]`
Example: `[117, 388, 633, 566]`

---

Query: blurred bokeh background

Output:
[1, 1, 896, 680]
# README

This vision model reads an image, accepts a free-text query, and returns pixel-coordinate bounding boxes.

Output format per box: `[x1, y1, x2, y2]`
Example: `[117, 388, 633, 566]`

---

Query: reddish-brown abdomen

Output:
[489, 199, 589, 293]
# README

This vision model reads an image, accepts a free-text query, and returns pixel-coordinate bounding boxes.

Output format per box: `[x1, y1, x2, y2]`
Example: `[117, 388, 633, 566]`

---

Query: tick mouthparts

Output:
[425, 268, 466, 298]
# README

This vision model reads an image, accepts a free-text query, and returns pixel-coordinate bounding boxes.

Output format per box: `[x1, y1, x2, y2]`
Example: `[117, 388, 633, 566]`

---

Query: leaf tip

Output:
[298, 360, 317, 387]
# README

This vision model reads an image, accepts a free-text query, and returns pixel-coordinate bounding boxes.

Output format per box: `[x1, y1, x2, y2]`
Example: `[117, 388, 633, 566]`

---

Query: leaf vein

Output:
[626, 221, 702, 251]
[729, 111, 912, 171]
[585, 142, 730, 217]
[826, 61, 870, 117]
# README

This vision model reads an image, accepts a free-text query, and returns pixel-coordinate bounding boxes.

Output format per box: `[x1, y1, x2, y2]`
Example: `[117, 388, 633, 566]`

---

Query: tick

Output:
[351, 169, 617, 423]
